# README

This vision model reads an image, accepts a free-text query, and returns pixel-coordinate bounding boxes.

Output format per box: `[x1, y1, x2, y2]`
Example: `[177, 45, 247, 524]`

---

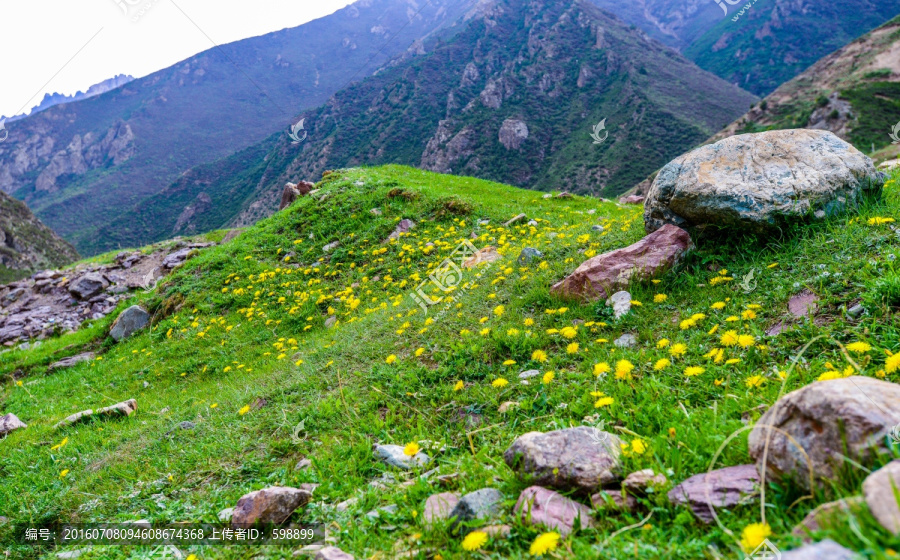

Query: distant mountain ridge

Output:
[87, 0, 758, 252]
[0, 0, 476, 255]
[2, 75, 135, 122]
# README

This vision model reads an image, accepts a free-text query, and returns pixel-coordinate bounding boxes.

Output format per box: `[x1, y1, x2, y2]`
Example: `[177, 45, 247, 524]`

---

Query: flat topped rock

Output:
[667, 465, 760, 523]
[513, 486, 595, 536]
[504, 426, 622, 494]
[231, 486, 311, 527]
[748, 377, 900, 490]
[645, 129, 883, 234]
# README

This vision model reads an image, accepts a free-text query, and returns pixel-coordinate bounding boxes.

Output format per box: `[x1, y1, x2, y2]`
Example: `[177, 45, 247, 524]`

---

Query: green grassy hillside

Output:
[2, 166, 900, 559]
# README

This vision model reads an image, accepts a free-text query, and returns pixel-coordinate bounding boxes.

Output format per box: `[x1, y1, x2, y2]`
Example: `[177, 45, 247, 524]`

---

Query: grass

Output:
[2, 165, 900, 559]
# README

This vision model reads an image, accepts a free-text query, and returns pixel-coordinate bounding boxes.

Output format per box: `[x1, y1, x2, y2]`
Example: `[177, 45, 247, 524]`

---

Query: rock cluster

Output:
[0, 240, 212, 346]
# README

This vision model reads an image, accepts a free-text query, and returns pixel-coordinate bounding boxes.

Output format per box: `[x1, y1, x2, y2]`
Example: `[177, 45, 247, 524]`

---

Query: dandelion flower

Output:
[566, 342, 579, 354]
[60, 469, 70, 479]
[684, 366, 704, 377]
[653, 358, 671, 371]
[669, 343, 687, 357]
[887, 353, 900, 374]
[711, 301, 726, 310]
[529, 532, 560, 556]
[593, 362, 611, 376]
[594, 395, 614, 408]
[492, 378, 509, 388]
[742, 309, 757, 320]
[560, 326, 578, 339]
[720, 330, 739, 346]
[415, 348, 425, 357]
[462, 531, 488, 552]
[454, 380, 464, 391]
[615, 359, 635, 380]
[629, 439, 647, 455]
[745, 375, 765, 388]
[740, 523, 772, 552]
[868, 217, 896, 226]
[817, 370, 843, 382]
[532, 350, 548, 362]
[385, 354, 397, 364]
[846, 342, 871, 354]
[737, 334, 756, 348]
[403, 442, 421, 457]
[238, 405, 251, 415]
[657, 338, 670, 349]
[542, 371, 555, 384]
[524, 318, 535, 326]
[654, 294, 668, 303]
[493, 305, 505, 317]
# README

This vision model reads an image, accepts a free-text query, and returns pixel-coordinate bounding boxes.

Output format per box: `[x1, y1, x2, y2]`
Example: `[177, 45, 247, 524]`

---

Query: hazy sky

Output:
[0, 0, 357, 117]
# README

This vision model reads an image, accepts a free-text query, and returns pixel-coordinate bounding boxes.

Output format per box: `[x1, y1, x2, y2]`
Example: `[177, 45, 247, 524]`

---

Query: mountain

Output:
[0, 191, 78, 283]
[588, 0, 900, 97]
[89, 0, 757, 253]
[0, 0, 475, 255]
[682, 0, 900, 96]
[710, 16, 900, 159]
[2, 75, 135, 122]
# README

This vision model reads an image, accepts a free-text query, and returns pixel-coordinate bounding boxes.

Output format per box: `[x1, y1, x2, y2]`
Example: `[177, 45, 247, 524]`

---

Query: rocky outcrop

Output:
[551, 225, 693, 301]
[667, 465, 761, 523]
[231, 486, 312, 527]
[34, 121, 135, 193]
[0, 239, 212, 346]
[499, 119, 529, 150]
[421, 120, 476, 174]
[0, 190, 78, 278]
[748, 378, 900, 490]
[279, 181, 314, 211]
[644, 130, 883, 234]
[504, 427, 622, 494]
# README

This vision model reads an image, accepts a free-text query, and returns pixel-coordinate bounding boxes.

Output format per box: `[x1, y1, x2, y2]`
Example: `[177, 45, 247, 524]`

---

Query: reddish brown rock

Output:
[551, 225, 693, 301]
[620, 195, 645, 205]
[788, 290, 819, 318]
[231, 486, 311, 527]
[622, 469, 667, 493]
[590, 490, 637, 512]
[513, 486, 595, 536]
[315, 547, 354, 560]
[667, 465, 760, 523]
[863, 460, 900, 534]
[504, 427, 622, 494]
[423, 492, 459, 526]
[279, 181, 314, 210]
[748, 378, 900, 490]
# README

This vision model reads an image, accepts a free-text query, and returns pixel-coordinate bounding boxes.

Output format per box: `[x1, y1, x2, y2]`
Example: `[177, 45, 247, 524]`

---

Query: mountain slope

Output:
[0, 191, 78, 282]
[683, 0, 900, 96]
[587, 0, 900, 97]
[0, 0, 474, 255]
[710, 16, 900, 159]
[2, 165, 900, 559]
[90, 0, 757, 253]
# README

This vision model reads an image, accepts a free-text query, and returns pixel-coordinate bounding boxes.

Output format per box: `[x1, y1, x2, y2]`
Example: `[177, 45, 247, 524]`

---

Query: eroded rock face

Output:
[667, 465, 760, 523]
[513, 486, 595, 536]
[748, 378, 900, 490]
[231, 486, 311, 527]
[499, 119, 529, 150]
[551, 225, 693, 301]
[645, 129, 883, 234]
[504, 427, 622, 494]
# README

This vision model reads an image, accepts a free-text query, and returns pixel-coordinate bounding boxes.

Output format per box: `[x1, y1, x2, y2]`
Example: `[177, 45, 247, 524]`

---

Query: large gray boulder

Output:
[645, 129, 883, 234]
[110, 306, 150, 342]
[68, 273, 108, 300]
[748, 377, 900, 490]
[503, 427, 622, 494]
